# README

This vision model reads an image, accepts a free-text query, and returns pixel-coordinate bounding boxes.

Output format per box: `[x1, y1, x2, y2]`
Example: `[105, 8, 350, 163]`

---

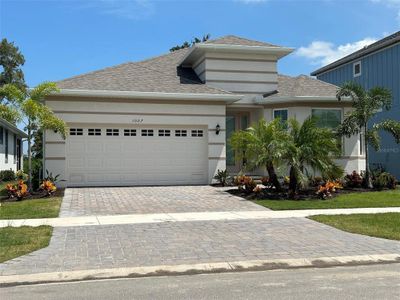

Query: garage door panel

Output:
[66, 126, 208, 186]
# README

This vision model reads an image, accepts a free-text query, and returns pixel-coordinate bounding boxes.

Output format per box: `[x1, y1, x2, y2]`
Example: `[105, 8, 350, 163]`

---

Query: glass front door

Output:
[226, 113, 249, 169]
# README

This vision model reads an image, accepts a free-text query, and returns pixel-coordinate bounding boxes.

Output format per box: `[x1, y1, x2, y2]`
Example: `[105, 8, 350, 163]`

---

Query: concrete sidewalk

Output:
[2, 207, 400, 228]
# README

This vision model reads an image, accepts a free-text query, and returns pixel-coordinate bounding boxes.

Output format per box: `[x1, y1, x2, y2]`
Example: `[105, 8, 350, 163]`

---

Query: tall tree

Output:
[0, 39, 26, 90]
[0, 82, 67, 190]
[170, 34, 210, 52]
[337, 82, 400, 188]
[0, 39, 26, 123]
[230, 118, 288, 191]
[284, 117, 343, 198]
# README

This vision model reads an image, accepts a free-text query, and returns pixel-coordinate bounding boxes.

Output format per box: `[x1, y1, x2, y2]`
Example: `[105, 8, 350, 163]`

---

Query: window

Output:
[273, 109, 288, 127]
[191, 130, 203, 137]
[124, 129, 137, 136]
[158, 129, 171, 137]
[70, 128, 83, 136]
[0, 127, 3, 144]
[360, 133, 364, 155]
[353, 61, 361, 77]
[106, 129, 119, 136]
[13, 134, 16, 164]
[175, 130, 187, 137]
[312, 109, 341, 129]
[88, 128, 101, 136]
[5, 129, 8, 163]
[141, 129, 154, 136]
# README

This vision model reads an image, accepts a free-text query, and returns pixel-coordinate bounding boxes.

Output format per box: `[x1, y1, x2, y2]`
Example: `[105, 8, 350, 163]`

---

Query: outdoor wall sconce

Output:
[216, 124, 220, 135]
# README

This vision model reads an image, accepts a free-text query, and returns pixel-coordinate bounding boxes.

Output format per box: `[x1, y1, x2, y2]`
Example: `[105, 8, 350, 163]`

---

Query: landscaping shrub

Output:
[373, 172, 397, 190]
[344, 171, 363, 188]
[234, 174, 257, 193]
[316, 180, 343, 199]
[6, 180, 28, 201]
[39, 180, 57, 196]
[16, 170, 28, 181]
[0, 170, 16, 182]
[309, 176, 324, 187]
[213, 169, 229, 187]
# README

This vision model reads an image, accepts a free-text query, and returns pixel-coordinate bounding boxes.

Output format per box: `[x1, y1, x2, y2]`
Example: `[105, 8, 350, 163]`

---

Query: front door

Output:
[226, 113, 249, 174]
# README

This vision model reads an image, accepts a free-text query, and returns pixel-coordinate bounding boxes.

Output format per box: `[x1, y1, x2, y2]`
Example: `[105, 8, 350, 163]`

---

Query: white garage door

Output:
[66, 126, 208, 186]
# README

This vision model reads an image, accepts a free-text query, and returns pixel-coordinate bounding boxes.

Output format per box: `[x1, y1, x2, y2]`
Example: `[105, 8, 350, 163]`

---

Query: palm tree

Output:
[336, 82, 400, 188]
[230, 118, 288, 191]
[285, 117, 343, 198]
[0, 82, 67, 190]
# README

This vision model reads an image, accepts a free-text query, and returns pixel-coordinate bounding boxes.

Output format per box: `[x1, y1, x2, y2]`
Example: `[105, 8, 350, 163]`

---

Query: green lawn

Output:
[0, 226, 53, 263]
[310, 213, 400, 241]
[0, 197, 62, 219]
[254, 188, 400, 210]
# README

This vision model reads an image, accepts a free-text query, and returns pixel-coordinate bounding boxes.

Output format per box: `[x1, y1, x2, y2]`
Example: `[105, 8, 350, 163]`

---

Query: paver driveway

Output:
[1, 186, 399, 277]
[60, 186, 265, 217]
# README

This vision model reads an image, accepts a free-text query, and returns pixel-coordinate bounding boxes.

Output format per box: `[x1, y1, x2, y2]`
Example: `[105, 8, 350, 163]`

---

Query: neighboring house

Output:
[44, 35, 364, 187]
[311, 31, 400, 178]
[0, 118, 26, 172]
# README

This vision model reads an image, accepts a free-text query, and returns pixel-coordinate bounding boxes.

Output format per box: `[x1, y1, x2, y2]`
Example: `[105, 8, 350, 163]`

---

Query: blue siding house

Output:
[311, 31, 400, 179]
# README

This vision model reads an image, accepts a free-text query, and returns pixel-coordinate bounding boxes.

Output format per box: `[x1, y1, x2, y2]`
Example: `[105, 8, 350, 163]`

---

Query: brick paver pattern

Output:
[1, 218, 399, 276]
[60, 186, 265, 217]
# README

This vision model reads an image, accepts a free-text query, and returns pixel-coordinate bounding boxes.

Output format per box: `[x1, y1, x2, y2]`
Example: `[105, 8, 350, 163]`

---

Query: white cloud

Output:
[84, 0, 155, 20]
[296, 38, 377, 66]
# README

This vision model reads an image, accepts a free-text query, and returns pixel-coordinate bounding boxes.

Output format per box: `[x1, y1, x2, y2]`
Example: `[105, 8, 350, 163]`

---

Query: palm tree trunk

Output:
[288, 166, 297, 199]
[364, 125, 373, 189]
[27, 119, 32, 192]
[266, 162, 282, 191]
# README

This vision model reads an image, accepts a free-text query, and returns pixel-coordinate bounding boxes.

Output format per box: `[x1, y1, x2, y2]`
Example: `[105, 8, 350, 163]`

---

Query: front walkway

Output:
[2, 207, 400, 228]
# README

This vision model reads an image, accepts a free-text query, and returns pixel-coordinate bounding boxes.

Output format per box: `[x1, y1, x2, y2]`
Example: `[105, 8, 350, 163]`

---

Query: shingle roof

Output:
[205, 35, 280, 47]
[271, 74, 338, 98]
[57, 48, 231, 95]
[311, 31, 400, 76]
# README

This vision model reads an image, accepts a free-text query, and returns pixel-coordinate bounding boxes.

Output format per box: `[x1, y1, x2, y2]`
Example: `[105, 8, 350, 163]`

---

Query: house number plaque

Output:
[132, 118, 144, 124]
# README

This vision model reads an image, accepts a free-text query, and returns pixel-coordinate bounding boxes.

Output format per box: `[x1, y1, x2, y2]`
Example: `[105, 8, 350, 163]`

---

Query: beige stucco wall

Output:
[44, 97, 227, 187]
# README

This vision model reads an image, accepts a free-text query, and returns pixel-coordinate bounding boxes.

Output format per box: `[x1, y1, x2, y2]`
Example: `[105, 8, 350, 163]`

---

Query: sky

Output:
[0, 0, 399, 87]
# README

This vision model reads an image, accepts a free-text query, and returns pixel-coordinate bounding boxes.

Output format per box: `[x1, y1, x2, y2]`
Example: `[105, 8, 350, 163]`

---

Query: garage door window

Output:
[88, 129, 101, 136]
[158, 129, 171, 137]
[191, 130, 203, 137]
[106, 129, 119, 136]
[124, 129, 137, 136]
[70, 128, 83, 136]
[141, 129, 154, 136]
[175, 130, 187, 137]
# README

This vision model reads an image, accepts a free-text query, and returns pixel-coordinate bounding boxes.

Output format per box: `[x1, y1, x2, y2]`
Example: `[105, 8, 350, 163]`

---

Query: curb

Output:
[1, 253, 399, 287]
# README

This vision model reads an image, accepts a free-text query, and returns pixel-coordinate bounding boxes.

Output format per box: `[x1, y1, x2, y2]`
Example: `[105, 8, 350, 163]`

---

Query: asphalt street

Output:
[2, 263, 400, 300]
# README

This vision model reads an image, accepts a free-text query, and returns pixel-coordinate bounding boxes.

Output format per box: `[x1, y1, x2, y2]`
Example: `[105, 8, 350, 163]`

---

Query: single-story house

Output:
[0, 118, 26, 172]
[44, 35, 365, 187]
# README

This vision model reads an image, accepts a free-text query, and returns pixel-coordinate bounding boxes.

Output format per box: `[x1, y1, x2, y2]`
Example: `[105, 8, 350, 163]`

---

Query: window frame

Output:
[106, 129, 119, 136]
[175, 129, 187, 137]
[158, 129, 171, 137]
[88, 128, 102, 136]
[124, 129, 137, 136]
[191, 130, 203, 137]
[353, 61, 361, 77]
[312, 108, 343, 154]
[273, 108, 288, 126]
[5, 129, 8, 163]
[70, 128, 83, 136]
[141, 129, 154, 137]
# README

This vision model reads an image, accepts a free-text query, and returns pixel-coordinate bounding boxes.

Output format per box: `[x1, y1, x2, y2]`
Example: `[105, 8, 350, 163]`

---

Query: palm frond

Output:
[373, 119, 400, 144]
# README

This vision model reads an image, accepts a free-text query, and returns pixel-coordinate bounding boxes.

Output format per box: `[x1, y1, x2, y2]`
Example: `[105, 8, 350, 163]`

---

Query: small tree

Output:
[170, 34, 210, 52]
[285, 117, 343, 198]
[0, 82, 67, 190]
[337, 82, 400, 188]
[230, 118, 288, 191]
[0, 38, 26, 90]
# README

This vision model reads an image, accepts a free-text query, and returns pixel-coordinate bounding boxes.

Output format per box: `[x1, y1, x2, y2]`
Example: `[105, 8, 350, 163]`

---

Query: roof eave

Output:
[255, 95, 351, 104]
[55, 89, 243, 104]
[0, 118, 28, 138]
[179, 44, 294, 66]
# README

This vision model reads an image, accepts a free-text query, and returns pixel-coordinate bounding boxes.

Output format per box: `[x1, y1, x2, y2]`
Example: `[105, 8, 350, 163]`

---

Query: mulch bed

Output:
[0, 188, 64, 203]
[225, 186, 371, 200]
